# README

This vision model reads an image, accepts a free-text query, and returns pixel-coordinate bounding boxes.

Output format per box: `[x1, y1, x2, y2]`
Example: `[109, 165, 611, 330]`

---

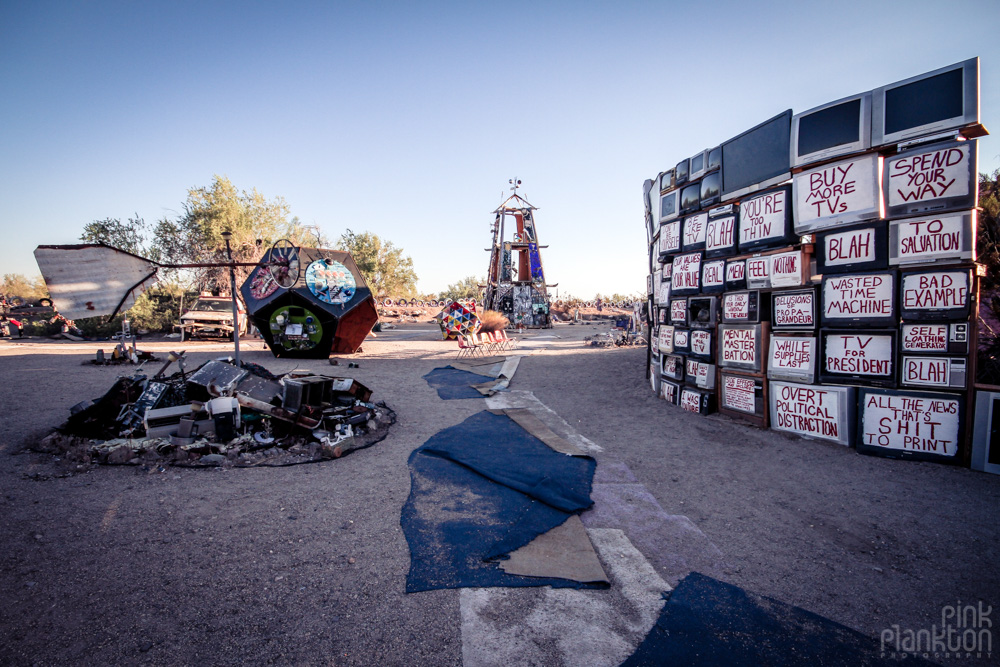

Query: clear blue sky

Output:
[2, 1, 998, 299]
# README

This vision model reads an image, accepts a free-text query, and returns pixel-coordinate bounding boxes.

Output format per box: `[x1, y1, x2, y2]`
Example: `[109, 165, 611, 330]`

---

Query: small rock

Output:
[25, 581, 36, 588]
[348, 557, 356, 564]
[200, 454, 225, 466]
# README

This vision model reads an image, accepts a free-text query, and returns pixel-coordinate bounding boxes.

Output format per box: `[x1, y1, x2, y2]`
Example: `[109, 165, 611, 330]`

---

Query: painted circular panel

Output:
[306, 260, 356, 304]
[249, 266, 280, 299]
[268, 306, 323, 351]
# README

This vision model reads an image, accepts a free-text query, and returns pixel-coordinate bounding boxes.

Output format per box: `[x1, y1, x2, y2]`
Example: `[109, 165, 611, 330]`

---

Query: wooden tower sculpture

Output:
[483, 179, 556, 328]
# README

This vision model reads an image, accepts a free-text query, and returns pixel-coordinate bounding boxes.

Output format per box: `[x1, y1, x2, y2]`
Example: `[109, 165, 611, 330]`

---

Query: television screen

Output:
[673, 327, 690, 353]
[706, 146, 721, 173]
[889, 211, 975, 266]
[705, 205, 738, 258]
[689, 329, 714, 361]
[770, 381, 856, 446]
[738, 185, 796, 253]
[856, 388, 964, 462]
[661, 353, 685, 381]
[660, 189, 680, 222]
[658, 220, 681, 257]
[701, 259, 726, 293]
[720, 372, 767, 422]
[679, 182, 702, 215]
[792, 152, 883, 234]
[899, 269, 971, 321]
[745, 255, 771, 290]
[791, 92, 872, 168]
[900, 321, 969, 355]
[722, 290, 765, 324]
[670, 297, 688, 325]
[725, 259, 747, 290]
[769, 249, 807, 288]
[768, 334, 818, 384]
[821, 271, 896, 328]
[816, 221, 889, 274]
[700, 171, 722, 208]
[682, 212, 708, 251]
[684, 359, 716, 390]
[658, 325, 674, 354]
[820, 329, 897, 387]
[718, 323, 767, 372]
[670, 252, 702, 294]
[680, 387, 714, 415]
[900, 355, 967, 390]
[771, 288, 818, 331]
[871, 58, 980, 147]
[883, 140, 978, 218]
[676, 158, 690, 185]
[660, 379, 681, 404]
[659, 169, 675, 192]
[721, 109, 793, 201]
[687, 296, 718, 329]
[690, 150, 708, 181]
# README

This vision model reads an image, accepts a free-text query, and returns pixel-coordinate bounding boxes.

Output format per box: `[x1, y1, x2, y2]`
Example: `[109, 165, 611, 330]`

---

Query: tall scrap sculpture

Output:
[240, 244, 378, 358]
[482, 179, 555, 328]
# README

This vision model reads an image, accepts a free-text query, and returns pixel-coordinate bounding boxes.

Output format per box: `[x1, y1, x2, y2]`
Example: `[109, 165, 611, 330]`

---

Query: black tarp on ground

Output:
[421, 366, 496, 400]
[622, 572, 935, 666]
[401, 410, 604, 592]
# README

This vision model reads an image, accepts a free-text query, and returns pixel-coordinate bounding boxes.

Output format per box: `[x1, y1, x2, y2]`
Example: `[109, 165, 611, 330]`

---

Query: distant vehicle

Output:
[176, 295, 247, 341]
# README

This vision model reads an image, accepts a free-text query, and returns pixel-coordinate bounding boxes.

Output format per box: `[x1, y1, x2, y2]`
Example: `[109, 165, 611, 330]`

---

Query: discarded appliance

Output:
[42, 358, 395, 468]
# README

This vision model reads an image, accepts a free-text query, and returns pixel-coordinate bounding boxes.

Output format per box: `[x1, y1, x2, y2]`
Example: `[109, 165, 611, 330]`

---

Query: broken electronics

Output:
[46, 355, 393, 467]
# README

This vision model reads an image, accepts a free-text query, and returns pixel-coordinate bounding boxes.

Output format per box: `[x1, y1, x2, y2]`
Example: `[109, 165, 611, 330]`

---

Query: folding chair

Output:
[456, 335, 479, 360]
[471, 332, 493, 356]
[499, 329, 518, 351]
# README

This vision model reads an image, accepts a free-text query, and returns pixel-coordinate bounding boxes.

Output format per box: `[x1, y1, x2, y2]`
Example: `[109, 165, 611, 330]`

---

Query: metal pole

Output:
[223, 234, 241, 366]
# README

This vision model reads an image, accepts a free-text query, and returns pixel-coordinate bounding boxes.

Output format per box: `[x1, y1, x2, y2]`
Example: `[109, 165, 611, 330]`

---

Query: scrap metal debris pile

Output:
[37, 355, 395, 467]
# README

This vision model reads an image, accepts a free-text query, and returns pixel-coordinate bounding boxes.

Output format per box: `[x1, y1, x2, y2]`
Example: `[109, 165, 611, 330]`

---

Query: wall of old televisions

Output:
[642, 57, 990, 466]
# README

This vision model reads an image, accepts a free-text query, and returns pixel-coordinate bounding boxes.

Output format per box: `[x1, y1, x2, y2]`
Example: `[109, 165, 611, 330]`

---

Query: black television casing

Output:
[816, 221, 890, 274]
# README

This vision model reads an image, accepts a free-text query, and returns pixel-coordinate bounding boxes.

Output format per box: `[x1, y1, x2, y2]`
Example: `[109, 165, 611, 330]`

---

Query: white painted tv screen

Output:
[768, 335, 818, 383]
[821, 272, 896, 327]
[670, 252, 702, 293]
[889, 211, 975, 265]
[857, 389, 963, 461]
[769, 381, 855, 446]
[793, 153, 883, 233]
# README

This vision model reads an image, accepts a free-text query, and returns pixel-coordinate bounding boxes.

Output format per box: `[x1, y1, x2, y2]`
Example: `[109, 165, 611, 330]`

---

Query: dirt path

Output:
[0, 322, 996, 665]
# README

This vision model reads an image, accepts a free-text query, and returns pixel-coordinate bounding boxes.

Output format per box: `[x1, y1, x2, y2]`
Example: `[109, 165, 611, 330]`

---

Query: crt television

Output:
[883, 139, 978, 218]
[700, 170, 722, 209]
[899, 269, 971, 321]
[679, 181, 702, 215]
[721, 109, 793, 202]
[659, 169, 675, 193]
[660, 188, 680, 222]
[706, 146, 721, 173]
[790, 92, 872, 168]
[768, 334, 818, 384]
[675, 158, 690, 185]
[871, 57, 980, 148]
[687, 296, 719, 329]
[689, 150, 709, 181]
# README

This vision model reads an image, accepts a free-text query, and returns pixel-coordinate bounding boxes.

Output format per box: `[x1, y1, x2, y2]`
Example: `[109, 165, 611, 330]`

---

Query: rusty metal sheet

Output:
[33, 244, 159, 320]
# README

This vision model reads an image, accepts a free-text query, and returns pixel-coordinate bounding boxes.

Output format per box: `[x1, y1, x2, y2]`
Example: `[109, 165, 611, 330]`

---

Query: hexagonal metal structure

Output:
[240, 246, 377, 358]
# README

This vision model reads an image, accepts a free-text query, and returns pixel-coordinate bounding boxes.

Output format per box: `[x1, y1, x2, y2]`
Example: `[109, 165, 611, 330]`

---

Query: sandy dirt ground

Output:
[0, 321, 997, 665]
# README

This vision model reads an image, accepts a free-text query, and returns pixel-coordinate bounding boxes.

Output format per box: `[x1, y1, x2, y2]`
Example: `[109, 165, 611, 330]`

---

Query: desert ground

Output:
[0, 320, 997, 666]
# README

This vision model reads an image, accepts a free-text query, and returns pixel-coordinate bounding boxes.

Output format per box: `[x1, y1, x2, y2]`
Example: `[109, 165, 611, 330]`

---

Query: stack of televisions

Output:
[642, 57, 993, 466]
